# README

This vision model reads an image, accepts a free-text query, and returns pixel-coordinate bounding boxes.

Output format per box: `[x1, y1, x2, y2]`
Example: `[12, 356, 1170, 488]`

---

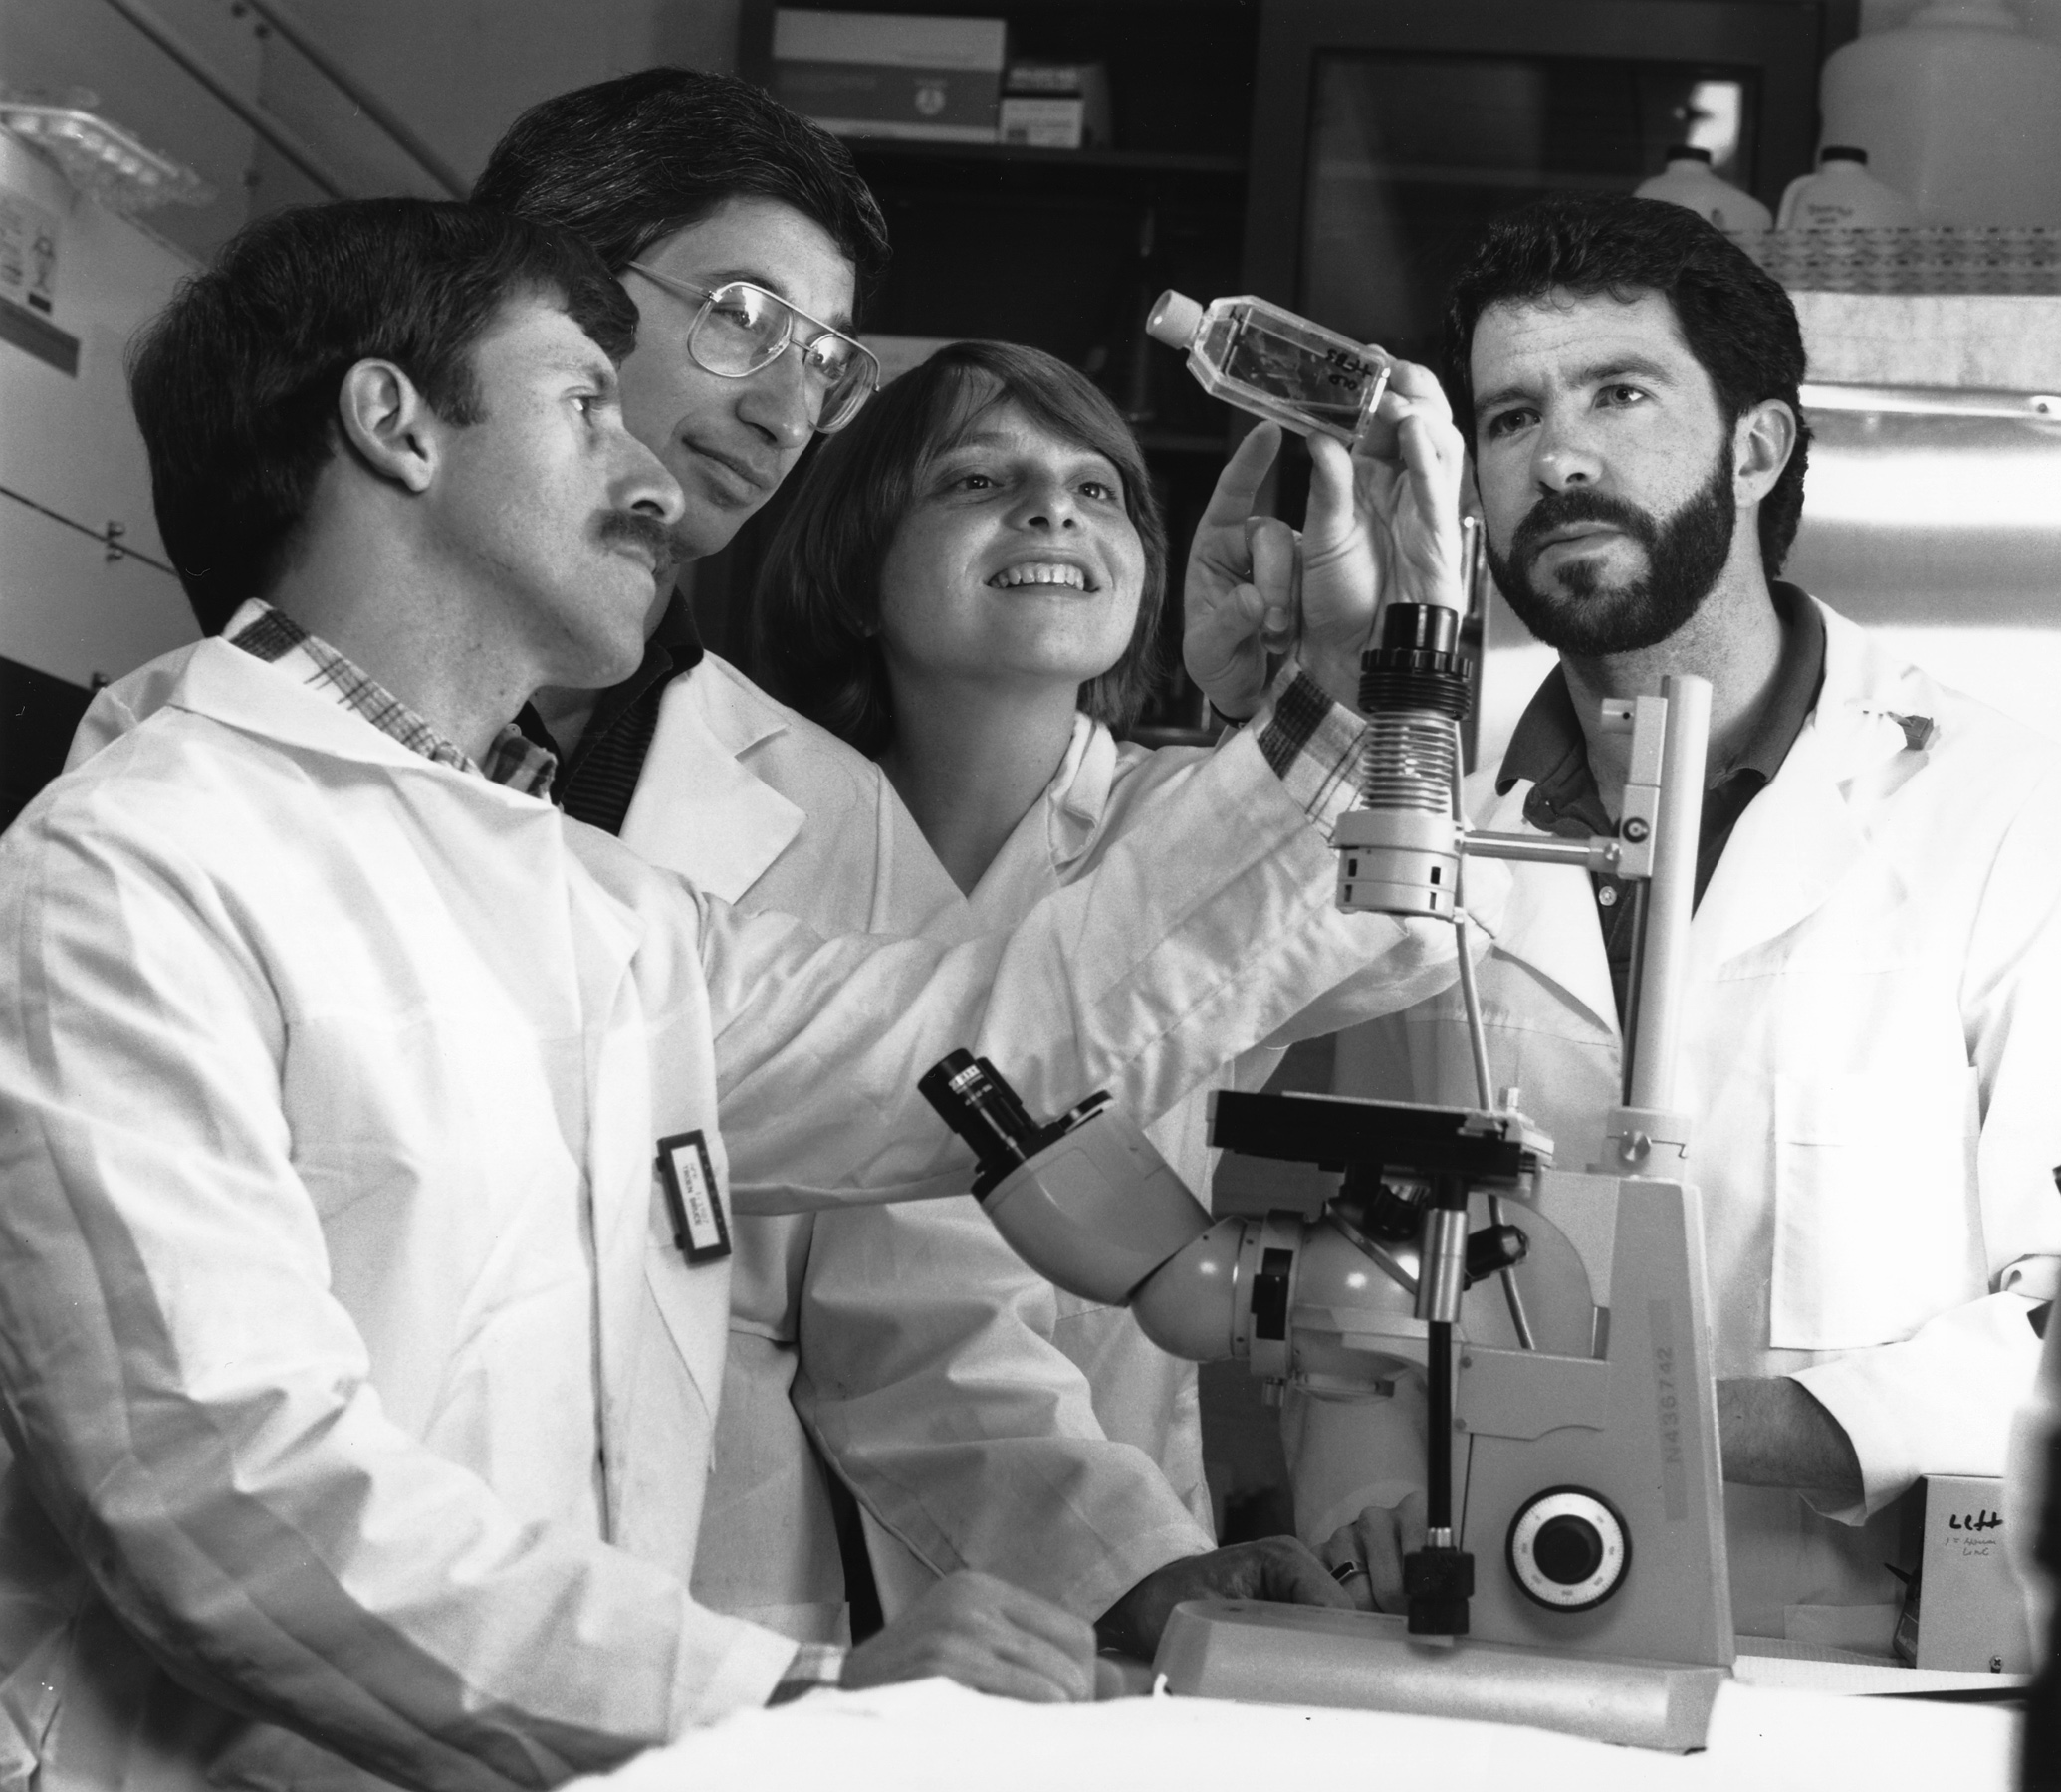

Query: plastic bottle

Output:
[1777, 146, 1921, 228]
[1631, 145, 1774, 232]
[1145, 290, 1391, 445]
[1819, 0, 2061, 225]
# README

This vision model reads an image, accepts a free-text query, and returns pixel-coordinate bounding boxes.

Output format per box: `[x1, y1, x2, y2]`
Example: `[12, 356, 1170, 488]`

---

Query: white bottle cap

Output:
[1146, 289, 1205, 351]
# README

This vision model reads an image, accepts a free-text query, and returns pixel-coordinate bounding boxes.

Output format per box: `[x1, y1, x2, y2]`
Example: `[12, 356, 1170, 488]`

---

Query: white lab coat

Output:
[796, 715, 1318, 1620]
[611, 653, 969, 1643]
[1303, 598, 2061, 1648]
[619, 661, 1493, 1636]
[0, 639, 1432, 1790]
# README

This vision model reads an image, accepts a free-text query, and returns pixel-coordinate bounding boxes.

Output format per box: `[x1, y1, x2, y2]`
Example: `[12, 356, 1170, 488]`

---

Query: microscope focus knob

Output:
[1506, 1487, 1630, 1613]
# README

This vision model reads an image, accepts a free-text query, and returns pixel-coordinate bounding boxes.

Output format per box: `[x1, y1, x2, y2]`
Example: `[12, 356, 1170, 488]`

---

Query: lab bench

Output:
[565, 1665, 2013, 1792]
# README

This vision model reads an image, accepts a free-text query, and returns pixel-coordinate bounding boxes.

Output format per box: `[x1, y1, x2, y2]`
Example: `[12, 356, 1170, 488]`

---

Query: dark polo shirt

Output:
[517, 586, 706, 836]
[1494, 582, 1827, 1026]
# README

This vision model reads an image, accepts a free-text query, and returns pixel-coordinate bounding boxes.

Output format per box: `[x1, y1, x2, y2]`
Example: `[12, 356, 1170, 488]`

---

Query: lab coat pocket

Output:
[1771, 1066, 1981, 1350]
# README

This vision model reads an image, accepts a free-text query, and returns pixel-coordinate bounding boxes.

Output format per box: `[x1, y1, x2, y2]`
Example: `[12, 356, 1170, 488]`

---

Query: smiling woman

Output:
[748, 340, 1300, 1573]
[757, 341, 1167, 769]
[756, 342, 1173, 895]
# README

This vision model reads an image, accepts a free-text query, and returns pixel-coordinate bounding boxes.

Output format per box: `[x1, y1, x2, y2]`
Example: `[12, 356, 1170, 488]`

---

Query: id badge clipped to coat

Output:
[656, 1130, 731, 1265]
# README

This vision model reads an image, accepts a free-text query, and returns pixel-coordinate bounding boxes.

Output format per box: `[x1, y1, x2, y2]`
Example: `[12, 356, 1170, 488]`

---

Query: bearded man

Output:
[1233, 194, 2061, 1655]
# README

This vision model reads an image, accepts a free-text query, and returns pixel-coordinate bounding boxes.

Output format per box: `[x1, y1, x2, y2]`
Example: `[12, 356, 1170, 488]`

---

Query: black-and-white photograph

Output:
[2, 2, 2059, 1786]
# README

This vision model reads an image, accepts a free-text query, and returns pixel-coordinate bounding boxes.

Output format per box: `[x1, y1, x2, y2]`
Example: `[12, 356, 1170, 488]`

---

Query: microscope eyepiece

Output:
[920, 1052, 1119, 1199]
[918, 1050, 1046, 1196]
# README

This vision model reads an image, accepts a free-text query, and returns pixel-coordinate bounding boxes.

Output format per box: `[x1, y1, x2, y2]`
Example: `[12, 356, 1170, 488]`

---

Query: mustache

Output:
[1509, 487, 1660, 564]
[594, 508, 679, 579]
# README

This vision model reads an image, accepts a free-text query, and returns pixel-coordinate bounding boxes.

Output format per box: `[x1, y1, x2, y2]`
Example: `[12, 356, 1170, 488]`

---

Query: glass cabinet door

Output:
[1242, 0, 1842, 367]
[1303, 52, 1756, 365]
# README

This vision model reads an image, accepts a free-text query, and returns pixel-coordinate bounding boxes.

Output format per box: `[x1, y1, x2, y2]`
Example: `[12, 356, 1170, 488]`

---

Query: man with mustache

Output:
[1243, 194, 2061, 1654]
[465, 68, 1478, 1657]
[4, 195, 1489, 1787]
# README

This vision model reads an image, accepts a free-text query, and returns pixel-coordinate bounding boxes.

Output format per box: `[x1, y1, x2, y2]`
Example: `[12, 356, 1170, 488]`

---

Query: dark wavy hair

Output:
[754, 340, 1169, 757]
[472, 67, 889, 300]
[1444, 193, 1812, 575]
[129, 197, 636, 635]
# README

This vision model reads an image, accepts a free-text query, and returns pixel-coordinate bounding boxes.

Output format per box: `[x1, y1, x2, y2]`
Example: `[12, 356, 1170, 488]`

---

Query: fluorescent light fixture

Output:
[0, 101, 214, 212]
[1801, 383, 2061, 421]
[1802, 445, 2061, 529]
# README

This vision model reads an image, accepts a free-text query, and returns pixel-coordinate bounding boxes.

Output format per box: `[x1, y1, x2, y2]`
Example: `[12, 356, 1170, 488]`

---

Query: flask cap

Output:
[1664, 143, 1714, 165]
[1146, 289, 1206, 351]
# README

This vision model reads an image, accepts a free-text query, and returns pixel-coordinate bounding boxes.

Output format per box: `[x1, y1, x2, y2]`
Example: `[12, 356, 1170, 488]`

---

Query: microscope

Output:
[922, 599, 1731, 1750]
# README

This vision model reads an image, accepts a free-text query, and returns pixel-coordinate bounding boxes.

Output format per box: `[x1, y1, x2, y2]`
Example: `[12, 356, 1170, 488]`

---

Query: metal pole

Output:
[1450, 716, 1495, 1113]
[1463, 831, 1610, 868]
[240, 0, 469, 199]
[1617, 877, 1651, 1105]
[98, 0, 351, 199]
[1624, 674, 1711, 1116]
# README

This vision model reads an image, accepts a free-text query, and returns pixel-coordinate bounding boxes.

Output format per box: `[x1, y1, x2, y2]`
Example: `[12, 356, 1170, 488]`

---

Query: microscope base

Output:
[1155, 1599, 1727, 1752]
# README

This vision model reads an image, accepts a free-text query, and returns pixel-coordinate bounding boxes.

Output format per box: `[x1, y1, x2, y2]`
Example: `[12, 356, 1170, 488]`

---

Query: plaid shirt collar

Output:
[222, 599, 557, 798]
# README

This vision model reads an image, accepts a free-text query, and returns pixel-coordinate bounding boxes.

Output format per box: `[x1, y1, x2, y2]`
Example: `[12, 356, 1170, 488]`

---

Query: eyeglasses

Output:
[626, 263, 879, 434]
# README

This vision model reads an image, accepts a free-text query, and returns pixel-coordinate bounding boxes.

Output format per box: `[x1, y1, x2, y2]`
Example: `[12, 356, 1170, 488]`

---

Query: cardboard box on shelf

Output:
[999, 61, 1111, 150]
[773, 9, 1007, 144]
[1896, 1475, 2036, 1674]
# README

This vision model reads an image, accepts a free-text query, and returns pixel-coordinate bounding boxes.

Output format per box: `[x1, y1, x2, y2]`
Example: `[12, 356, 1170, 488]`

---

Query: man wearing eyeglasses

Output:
[468, 69, 1472, 1667]
[472, 75, 885, 814]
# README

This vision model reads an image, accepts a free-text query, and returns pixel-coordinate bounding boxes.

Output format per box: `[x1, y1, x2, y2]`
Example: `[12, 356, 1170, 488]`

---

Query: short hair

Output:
[130, 197, 635, 636]
[471, 68, 890, 299]
[1444, 194, 1812, 574]
[754, 340, 1169, 756]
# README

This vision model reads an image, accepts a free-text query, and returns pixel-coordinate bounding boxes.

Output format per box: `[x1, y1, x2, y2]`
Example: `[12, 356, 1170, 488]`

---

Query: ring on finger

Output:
[1331, 1559, 1366, 1586]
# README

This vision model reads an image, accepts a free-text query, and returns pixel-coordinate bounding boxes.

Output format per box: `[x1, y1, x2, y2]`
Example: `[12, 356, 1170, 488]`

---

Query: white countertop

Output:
[571, 1672, 2016, 1792]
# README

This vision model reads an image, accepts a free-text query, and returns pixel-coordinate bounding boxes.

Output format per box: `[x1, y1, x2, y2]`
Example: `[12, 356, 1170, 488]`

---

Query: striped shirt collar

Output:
[221, 598, 558, 798]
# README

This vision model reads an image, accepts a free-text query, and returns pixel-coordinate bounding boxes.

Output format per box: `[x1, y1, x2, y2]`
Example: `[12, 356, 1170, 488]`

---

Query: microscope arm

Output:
[974, 1099, 1248, 1360]
[921, 1051, 1439, 1389]
[1128, 1219, 1246, 1361]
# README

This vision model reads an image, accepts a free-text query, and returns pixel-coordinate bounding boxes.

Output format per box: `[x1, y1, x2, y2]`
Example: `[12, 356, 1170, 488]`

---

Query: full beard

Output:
[1485, 448, 1736, 658]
